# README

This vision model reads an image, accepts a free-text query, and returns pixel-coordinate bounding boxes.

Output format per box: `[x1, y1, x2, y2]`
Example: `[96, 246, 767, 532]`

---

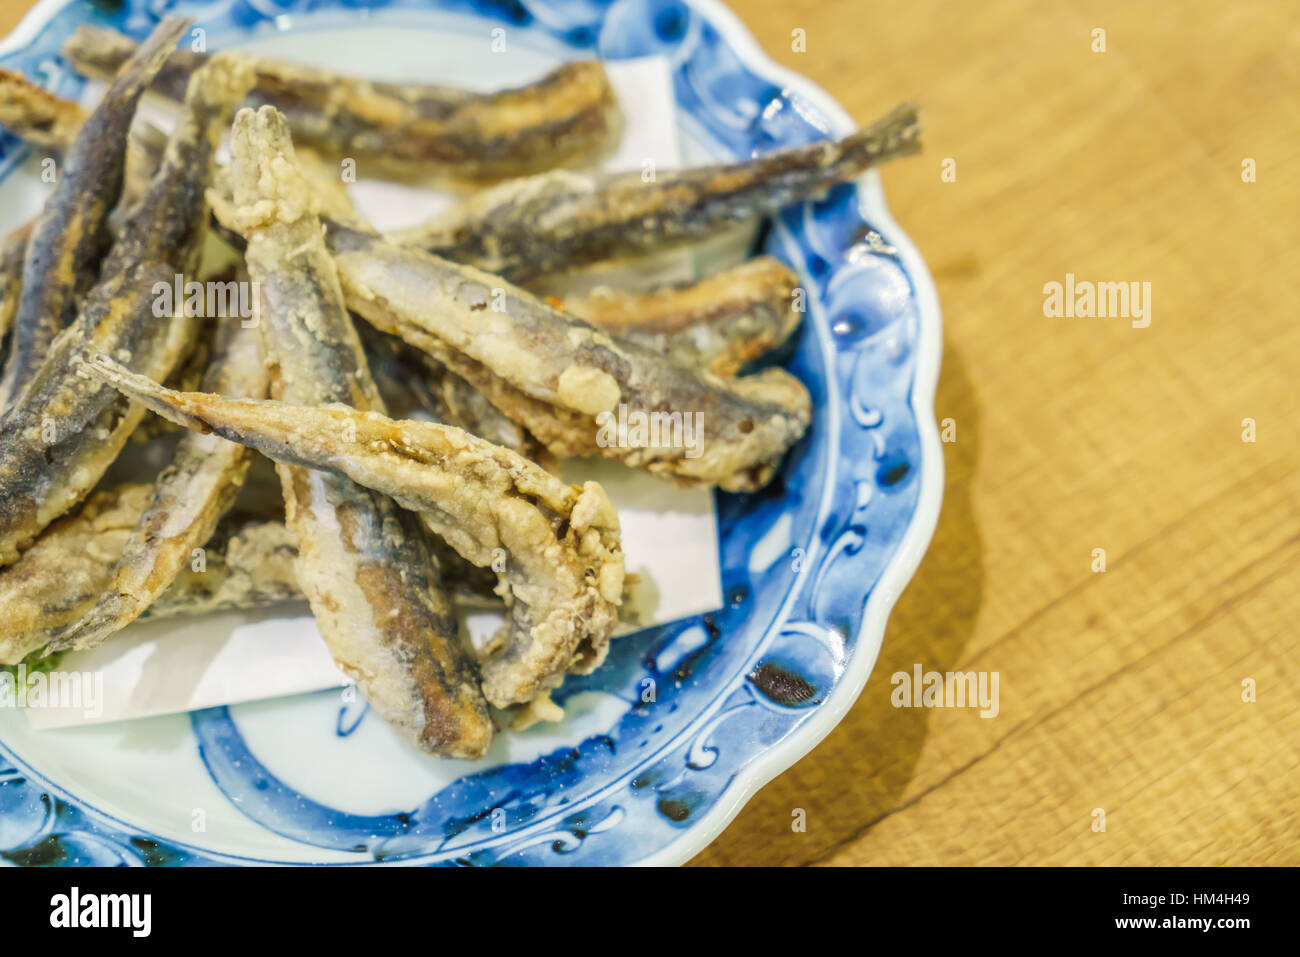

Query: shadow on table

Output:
[690, 334, 985, 866]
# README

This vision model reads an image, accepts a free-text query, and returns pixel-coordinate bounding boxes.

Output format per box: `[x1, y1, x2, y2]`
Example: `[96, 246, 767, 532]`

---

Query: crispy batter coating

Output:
[64, 25, 621, 181]
[0, 263, 194, 566]
[0, 69, 167, 208]
[0, 67, 86, 153]
[48, 317, 268, 652]
[0, 224, 30, 348]
[358, 320, 544, 458]
[0, 18, 189, 410]
[326, 224, 811, 491]
[224, 105, 494, 757]
[0, 51, 250, 567]
[393, 101, 920, 281]
[563, 257, 803, 377]
[0, 481, 300, 665]
[84, 355, 625, 709]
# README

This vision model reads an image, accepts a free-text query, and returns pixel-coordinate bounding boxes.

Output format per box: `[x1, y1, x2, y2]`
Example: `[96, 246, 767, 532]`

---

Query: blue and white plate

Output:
[0, 0, 942, 866]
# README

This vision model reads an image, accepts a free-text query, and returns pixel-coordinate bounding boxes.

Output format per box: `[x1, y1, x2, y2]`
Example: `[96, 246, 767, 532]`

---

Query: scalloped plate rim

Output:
[636, 0, 944, 867]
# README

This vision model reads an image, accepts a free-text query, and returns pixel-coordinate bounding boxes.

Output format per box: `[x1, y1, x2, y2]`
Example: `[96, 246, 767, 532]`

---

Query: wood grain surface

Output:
[2, 0, 1296, 867]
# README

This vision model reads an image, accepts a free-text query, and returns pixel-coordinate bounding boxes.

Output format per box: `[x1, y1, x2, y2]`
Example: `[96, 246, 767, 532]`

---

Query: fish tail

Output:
[830, 99, 922, 175]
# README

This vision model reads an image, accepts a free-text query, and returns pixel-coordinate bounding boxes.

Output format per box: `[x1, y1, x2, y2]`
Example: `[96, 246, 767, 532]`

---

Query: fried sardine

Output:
[63, 25, 621, 181]
[0, 50, 251, 566]
[48, 316, 269, 653]
[221, 105, 494, 757]
[324, 224, 812, 491]
[393, 101, 920, 282]
[83, 354, 626, 710]
[0, 481, 300, 665]
[0, 18, 188, 409]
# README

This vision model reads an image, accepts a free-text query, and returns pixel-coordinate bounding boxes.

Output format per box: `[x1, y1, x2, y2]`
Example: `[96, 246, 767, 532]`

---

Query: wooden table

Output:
[4, 0, 1296, 866]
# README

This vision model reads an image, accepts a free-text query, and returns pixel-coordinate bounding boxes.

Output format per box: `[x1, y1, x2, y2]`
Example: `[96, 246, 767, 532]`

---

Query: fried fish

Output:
[562, 257, 803, 377]
[0, 480, 300, 666]
[222, 105, 494, 758]
[0, 51, 251, 567]
[0, 67, 86, 154]
[0, 224, 29, 350]
[82, 354, 625, 709]
[324, 224, 812, 491]
[0, 18, 188, 410]
[63, 24, 621, 182]
[151, 518, 301, 620]
[357, 319, 544, 459]
[0, 69, 168, 222]
[47, 316, 268, 653]
[391, 101, 920, 282]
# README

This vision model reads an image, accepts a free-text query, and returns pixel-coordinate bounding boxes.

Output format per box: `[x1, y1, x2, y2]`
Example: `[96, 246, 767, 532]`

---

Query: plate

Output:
[0, 0, 942, 867]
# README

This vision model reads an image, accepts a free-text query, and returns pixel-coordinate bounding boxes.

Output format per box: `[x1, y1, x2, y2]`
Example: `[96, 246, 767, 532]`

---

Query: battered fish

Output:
[0, 224, 29, 348]
[223, 105, 493, 758]
[562, 257, 803, 377]
[151, 518, 301, 620]
[47, 317, 268, 653]
[391, 101, 920, 282]
[0, 52, 251, 567]
[0, 69, 168, 216]
[82, 355, 626, 709]
[0, 264, 192, 567]
[0, 18, 188, 409]
[0, 67, 86, 154]
[63, 25, 621, 181]
[0, 480, 300, 666]
[325, 224, 812, 491]
[0, 73, 161, 365]
[358, 320, 543, 459]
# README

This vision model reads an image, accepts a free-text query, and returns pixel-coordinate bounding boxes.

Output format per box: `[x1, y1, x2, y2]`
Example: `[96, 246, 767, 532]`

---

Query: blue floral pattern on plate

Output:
[0, 0, 942, 866]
